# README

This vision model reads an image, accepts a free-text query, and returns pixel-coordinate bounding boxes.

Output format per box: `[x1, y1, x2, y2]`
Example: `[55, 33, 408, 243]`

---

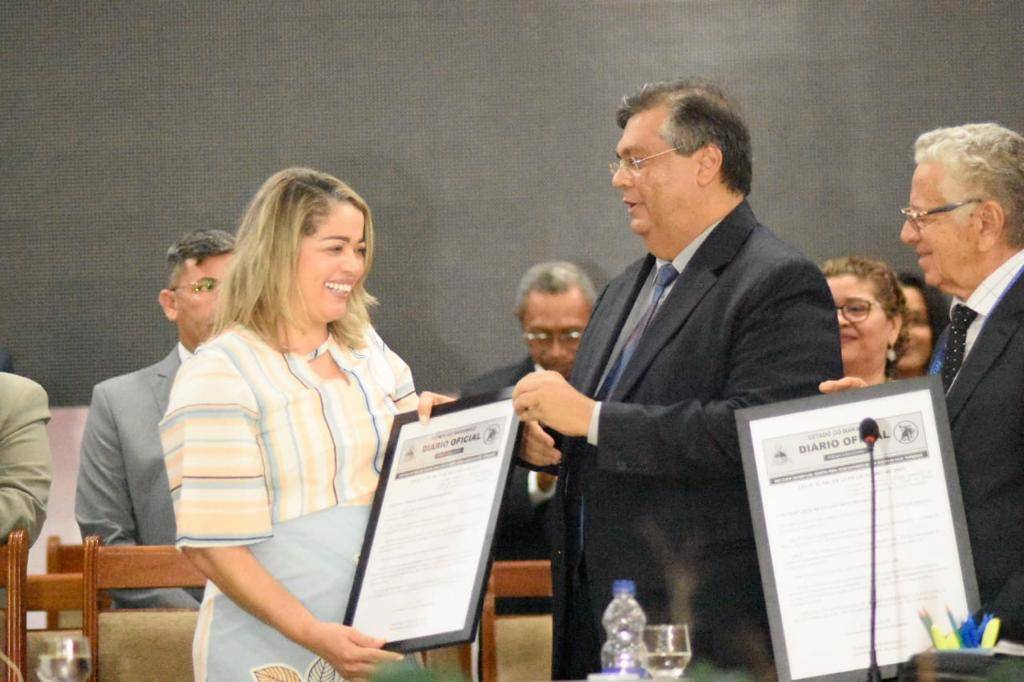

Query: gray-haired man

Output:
[463, 261, 594, 581]
[76, 229, 233, 608]
[898, 123, 1024, 640]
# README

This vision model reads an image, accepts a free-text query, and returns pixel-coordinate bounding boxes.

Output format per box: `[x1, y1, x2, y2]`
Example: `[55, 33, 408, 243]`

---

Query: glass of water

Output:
[643, 624, 692, 679]
[36, 634, 91, 682]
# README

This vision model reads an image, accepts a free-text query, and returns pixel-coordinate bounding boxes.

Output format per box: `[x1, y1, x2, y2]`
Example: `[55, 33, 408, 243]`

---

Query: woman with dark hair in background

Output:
[819, 256, 908, 390]
[895, 272, 950, 379]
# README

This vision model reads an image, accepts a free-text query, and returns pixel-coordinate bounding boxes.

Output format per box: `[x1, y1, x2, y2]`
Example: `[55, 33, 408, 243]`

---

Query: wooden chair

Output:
[480, 560, 553, 682]
[2, 530, 28, 682]
[46, 536, 84, 575]
[23, 572, 84, 682]
[82, 536, 206, 680]
[44, 536, 84, 628]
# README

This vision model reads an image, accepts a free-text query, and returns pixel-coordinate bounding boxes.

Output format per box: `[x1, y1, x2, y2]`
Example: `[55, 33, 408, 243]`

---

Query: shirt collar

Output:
[956, 248, 1024, 318]
[656, 218, 722, 273]
[177, 342, 195, 364]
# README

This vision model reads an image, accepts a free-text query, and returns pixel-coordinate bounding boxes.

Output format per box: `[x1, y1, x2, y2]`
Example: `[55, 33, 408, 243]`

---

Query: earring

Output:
[886, 346, 897, 362]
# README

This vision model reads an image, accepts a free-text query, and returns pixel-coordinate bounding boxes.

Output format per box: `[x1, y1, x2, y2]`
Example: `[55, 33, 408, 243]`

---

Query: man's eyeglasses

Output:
[169, 277, 218, 295]
[608, 147, 679, 176]
[523, 330, 583, 345]
[900, 198, 981, 234]
[835, 298, 876, 323]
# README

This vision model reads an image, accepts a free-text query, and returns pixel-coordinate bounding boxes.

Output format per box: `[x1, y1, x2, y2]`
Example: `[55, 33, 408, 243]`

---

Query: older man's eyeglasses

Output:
[170, 277, 218, 295]
[608, 147, 680, 176]
[523, 330, 583, 346]
[900, 198, 981, 234]
[835, 299, 876, 323]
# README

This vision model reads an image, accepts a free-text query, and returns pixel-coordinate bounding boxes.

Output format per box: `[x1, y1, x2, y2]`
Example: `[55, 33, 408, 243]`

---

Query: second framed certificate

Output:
[736, 376, 978, 681]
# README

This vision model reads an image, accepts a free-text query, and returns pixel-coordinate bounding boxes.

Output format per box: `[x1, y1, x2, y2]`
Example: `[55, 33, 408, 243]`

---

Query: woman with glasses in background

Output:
[819, 256, 908, 390]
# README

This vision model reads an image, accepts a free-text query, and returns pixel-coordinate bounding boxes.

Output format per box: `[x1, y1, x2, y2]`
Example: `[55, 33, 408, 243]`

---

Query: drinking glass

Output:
[36, 634, 91, 682]
[643, 624, 692, 679]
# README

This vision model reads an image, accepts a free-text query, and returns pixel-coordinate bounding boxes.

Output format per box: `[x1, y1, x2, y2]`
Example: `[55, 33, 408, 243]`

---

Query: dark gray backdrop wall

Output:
[1, 1, 1021, 406]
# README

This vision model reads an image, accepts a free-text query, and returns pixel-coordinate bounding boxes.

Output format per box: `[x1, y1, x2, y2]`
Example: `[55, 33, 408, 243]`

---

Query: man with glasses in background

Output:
[76, 229, 233, 608]
[463, 261, 594, 611]
[512, 78, 840, 678]
[849, 123, 1024, 641]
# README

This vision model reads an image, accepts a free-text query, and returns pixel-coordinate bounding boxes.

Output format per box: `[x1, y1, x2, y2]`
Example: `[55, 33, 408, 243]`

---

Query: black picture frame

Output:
[343, 388, 523, 652]
[735, 376, 979, 682]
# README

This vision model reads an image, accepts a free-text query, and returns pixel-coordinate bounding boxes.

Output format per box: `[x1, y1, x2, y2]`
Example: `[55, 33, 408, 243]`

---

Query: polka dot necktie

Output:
[942, 304, 978, 392]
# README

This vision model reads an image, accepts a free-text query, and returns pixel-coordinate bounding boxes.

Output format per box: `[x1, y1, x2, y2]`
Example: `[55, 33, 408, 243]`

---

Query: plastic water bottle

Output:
[600, 579, 647, 676]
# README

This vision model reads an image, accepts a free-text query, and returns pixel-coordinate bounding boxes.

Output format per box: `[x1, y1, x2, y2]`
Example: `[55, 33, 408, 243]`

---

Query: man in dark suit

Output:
[513, 78, 841, 678]
[75, 228, 233, 608]
[899, 123, 1024, 639]
[464, 261, 595, 599]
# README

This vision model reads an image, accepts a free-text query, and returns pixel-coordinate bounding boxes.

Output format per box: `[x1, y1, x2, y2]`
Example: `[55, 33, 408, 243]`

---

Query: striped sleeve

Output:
[382, 337, 417, 412]
[160, 347, 272, 548]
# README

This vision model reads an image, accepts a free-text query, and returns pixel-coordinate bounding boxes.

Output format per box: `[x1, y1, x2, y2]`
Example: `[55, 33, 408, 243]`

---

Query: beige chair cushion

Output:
[56, 610, 82, 629]
[422, 644, 468, 676]
[496, 615, 551, 682]
[98, 610, 197, 681]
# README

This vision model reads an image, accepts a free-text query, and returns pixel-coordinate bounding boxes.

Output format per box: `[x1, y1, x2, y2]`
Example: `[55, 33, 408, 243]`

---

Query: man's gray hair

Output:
[514, 261, 596, 317]
[165, 228, 235, 286]
[915, 123, 1024, 246]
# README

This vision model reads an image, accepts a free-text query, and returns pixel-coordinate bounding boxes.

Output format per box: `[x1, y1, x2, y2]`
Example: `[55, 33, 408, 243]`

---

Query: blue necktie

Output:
[595, 263, 679, 400]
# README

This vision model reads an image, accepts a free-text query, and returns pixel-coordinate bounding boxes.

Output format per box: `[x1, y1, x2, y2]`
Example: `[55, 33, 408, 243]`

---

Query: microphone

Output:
[860, 417, 882, 682]
[859, 417, 880, 445]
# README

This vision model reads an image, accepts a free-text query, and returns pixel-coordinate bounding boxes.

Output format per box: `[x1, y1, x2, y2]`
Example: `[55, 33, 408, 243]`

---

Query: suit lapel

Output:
[572, 257, 653, 396]
[610, 201, 756, 400]
[150, 348, 182, 418]
[946, 275, 1024, 421]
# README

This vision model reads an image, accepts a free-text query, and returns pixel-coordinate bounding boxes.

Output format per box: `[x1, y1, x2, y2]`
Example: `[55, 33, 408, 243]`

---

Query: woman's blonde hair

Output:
[215, 167, 377, 349]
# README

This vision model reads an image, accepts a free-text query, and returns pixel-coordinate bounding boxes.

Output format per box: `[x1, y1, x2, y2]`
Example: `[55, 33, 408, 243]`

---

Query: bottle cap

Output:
[612, 579, 636, 595]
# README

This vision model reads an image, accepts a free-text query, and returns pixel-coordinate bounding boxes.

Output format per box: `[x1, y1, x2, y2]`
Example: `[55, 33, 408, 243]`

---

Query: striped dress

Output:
[160, 326, 417, 681]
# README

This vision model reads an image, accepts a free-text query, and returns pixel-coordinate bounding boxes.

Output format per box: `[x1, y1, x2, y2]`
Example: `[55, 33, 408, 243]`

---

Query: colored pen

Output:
[981, 618, 1001, 648]
[946, 607, 964, 647]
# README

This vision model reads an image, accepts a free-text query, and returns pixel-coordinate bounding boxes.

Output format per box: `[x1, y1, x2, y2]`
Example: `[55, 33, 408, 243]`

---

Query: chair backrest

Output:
[2, 529, 29, 682]
[44, 537, 84, 629]
[480, 560, 553, 682]
[22, 573, 85, 682]
[46, 536, 83, 574]
[81, 536, 207, 679]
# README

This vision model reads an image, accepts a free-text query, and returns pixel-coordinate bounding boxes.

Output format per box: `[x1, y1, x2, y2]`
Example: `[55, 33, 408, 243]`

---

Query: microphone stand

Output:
[865, 429, 882, 682]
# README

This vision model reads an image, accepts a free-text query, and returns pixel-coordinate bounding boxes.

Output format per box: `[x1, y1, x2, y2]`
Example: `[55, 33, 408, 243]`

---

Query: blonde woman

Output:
[161, 168, 447, 680]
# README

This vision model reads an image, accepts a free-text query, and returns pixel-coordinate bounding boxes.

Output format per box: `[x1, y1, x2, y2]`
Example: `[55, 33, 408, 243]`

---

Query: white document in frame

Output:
[746, 383, 972, 680]
[349, 398, 516, 644]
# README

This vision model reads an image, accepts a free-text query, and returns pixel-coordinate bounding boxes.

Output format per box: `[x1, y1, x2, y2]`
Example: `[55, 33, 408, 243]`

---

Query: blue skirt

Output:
[194, 504, 370, 681]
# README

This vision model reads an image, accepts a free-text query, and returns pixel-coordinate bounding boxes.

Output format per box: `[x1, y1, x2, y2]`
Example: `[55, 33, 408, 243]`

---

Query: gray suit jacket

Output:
[75, 348, 202, 608]
[0, 373, 52, 545]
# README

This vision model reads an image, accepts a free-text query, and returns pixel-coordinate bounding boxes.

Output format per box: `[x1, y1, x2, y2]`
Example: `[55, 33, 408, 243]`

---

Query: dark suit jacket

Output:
[463, 357, 556, 562]
[552, 201, 842, 678]
[944, 272, 1024, 641]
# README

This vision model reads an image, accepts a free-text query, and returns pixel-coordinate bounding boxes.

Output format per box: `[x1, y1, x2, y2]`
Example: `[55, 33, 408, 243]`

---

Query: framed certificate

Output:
[344, 389, 523, 652]
[735, 376, 978, 682]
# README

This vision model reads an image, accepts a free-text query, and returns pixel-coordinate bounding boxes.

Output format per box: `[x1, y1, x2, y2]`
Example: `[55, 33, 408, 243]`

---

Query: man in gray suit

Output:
[75, 229, 233, 608]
